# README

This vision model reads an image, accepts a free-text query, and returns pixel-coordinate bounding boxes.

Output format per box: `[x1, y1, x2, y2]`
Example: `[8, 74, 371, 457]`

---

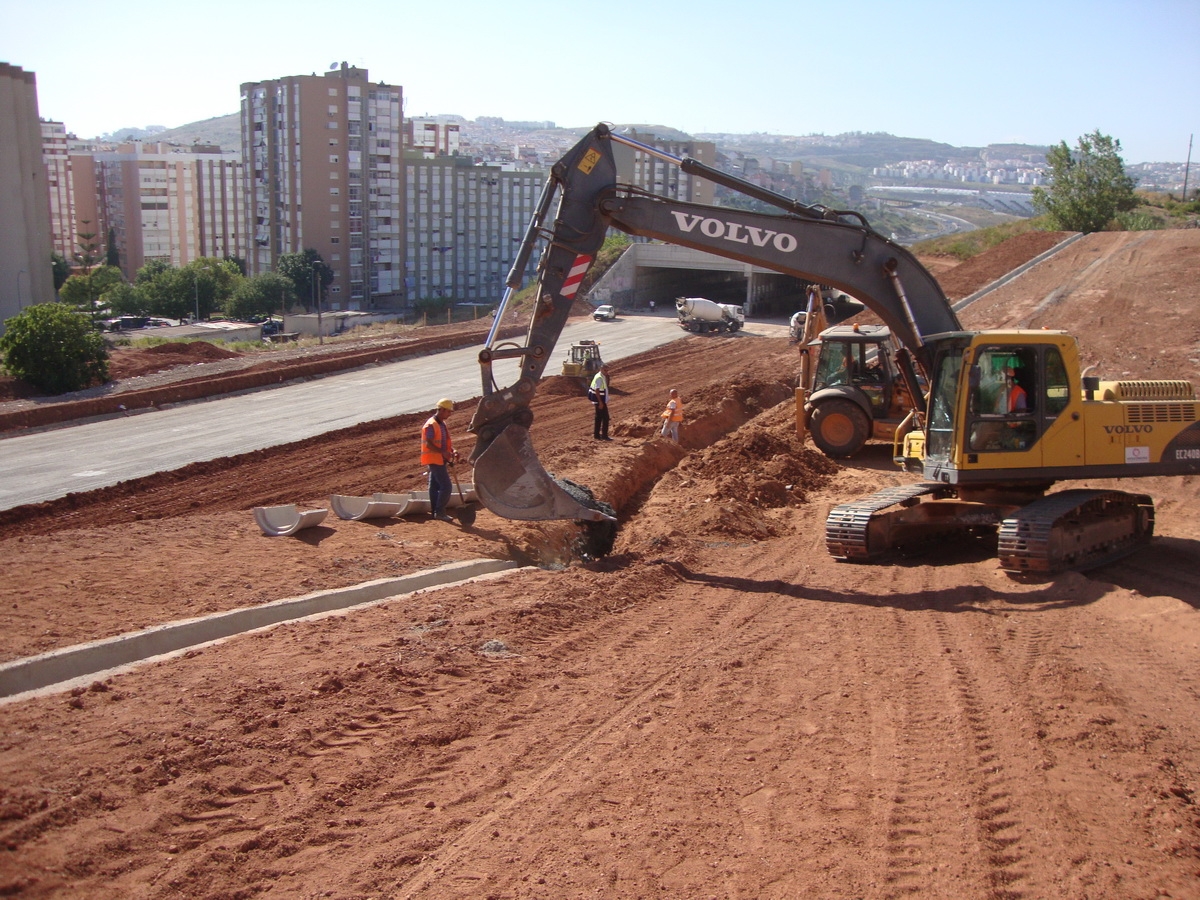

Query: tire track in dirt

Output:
[389, 568, 769, 897]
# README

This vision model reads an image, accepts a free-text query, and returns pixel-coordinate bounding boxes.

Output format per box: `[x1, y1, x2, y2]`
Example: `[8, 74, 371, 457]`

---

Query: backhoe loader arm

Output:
[468, 123, 960, 524]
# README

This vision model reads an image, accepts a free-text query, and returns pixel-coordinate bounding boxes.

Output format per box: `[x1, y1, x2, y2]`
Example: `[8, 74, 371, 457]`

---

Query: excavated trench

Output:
[505, 376, 838, 568]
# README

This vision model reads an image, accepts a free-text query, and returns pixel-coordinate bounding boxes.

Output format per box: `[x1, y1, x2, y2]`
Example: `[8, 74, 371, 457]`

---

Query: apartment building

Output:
[83, 142, 242, 280]
[41, 120, 75, 259]
[404, 153, 542, 304]
[241, 64, 404, 310]
[67, 152, 106, 265]
[408, 117, 462, 157]
[612, 128, 717, 205]
[0, 62, 54, 329]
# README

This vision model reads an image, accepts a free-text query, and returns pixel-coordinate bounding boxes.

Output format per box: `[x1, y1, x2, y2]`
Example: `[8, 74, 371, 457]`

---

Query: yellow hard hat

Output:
[437, 398, 454, 410]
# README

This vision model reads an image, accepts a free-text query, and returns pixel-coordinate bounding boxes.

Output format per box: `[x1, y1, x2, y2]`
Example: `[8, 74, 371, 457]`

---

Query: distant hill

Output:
[96, 114, 1051, 171]
[149, 114, 242, 149]
[95, 114, 242, 149]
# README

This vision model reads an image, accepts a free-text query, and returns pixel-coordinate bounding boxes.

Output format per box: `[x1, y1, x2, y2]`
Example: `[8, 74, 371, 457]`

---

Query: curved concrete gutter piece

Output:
[952, 232, 1085, 314]
[330, 494, 407, 520]
[330, 485, 478, 521]
[0, 557, 521, 703]
[254, 504, 329, 536]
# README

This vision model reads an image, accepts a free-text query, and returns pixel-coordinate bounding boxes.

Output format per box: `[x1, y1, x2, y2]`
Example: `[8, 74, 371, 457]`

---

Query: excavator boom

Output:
[469, 123, 956, 524]
[468, 123, 1200, 574]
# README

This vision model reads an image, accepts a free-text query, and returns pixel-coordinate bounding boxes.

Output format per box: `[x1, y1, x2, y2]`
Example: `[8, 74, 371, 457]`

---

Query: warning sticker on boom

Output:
[578, 149, 602, 175]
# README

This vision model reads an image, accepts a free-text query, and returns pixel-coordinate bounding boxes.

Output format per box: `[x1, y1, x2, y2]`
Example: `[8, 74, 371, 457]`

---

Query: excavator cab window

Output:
[925, 346, 964, 463]
[967, 347, 1038, 452]
[1043, 347, 1070, 415]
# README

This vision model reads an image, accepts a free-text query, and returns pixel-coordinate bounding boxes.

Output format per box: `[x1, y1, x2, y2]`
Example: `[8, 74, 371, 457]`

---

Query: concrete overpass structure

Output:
[586, 243, 812, 319]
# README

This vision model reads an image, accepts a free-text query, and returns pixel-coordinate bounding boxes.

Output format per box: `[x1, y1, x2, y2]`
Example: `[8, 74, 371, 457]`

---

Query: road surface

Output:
[0, 315, 784, 512]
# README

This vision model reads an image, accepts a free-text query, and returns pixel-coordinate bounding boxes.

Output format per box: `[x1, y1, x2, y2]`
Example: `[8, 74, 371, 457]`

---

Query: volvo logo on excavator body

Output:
[670, 212, 798, 253]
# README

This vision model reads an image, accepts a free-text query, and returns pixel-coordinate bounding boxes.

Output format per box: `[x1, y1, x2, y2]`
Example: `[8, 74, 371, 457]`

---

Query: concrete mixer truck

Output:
[675, 297, 744, 333]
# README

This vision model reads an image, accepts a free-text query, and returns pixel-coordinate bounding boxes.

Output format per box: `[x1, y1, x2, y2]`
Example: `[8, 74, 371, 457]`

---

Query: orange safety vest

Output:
[420, 415, 453, 465]
[662, 399, 684, 422]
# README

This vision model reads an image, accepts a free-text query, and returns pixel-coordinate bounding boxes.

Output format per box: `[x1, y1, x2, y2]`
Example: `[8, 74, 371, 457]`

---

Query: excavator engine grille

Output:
[1125, 403, 1196, 425]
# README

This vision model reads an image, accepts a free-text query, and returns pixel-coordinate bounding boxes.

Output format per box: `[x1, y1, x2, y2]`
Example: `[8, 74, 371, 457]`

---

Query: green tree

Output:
[58, 265, 124, 326]
[105, 281, 152, 317]
[225, 272, 294, 321]
[185, 258, 241, 321]
[143, 267, 193, 321]
[135, 259, 171, 284]
[73, 221, 103, 273]
[1032, 130, 1138, 233]
[0, 303, 109, 394]
[276, 250, 332, 312]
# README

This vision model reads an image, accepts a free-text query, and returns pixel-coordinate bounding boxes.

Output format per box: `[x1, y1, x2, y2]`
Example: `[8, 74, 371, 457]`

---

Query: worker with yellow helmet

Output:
[421, 398, 459, 522]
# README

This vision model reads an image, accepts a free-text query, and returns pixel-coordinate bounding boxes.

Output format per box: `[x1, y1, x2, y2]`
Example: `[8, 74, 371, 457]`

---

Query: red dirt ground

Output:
[1, 230, 1199, 899]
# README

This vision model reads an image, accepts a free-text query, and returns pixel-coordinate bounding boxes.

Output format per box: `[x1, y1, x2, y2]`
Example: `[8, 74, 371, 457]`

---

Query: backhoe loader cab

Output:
[561, 340, 604, 384]
[804, 325, 916, 457]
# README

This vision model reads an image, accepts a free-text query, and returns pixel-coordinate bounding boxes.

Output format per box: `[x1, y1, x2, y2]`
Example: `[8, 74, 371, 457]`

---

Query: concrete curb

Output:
[0, 557, 520, 702]
[952, 232, 1085, 314]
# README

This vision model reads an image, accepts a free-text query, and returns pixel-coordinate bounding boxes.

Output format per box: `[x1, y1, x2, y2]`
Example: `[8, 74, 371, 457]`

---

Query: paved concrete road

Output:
[0, 315, 785, 512]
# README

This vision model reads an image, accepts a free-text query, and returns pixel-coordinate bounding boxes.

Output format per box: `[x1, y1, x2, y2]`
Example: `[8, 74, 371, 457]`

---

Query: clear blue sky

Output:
[3, 0, 1197, 163]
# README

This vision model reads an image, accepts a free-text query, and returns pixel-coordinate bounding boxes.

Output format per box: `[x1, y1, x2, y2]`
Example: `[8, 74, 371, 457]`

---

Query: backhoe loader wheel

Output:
[810, 399, 869, 458]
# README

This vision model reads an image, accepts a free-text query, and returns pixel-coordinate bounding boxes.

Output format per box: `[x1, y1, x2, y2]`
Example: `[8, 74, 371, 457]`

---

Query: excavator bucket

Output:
[472, 425, 616, 523]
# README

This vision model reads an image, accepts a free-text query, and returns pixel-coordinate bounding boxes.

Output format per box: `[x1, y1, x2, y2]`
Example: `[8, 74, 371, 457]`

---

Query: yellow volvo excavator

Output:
[467, 123, 1200, 573]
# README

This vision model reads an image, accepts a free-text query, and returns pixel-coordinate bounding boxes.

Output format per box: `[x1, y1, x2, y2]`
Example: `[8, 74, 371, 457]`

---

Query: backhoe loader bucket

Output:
[472, 425, 616, 523]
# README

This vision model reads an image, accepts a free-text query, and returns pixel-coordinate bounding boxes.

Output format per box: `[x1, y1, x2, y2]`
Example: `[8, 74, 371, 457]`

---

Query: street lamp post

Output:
[311, 262, 323, 345]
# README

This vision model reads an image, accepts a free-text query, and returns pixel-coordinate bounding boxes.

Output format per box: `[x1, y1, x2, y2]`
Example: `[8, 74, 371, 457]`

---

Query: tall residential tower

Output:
[0, 62, 54, 329]
[240, 64, 404, 310]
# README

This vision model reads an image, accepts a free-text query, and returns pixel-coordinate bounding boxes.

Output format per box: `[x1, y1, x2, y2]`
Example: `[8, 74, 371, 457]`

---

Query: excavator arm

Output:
[469, 123, 960, 523]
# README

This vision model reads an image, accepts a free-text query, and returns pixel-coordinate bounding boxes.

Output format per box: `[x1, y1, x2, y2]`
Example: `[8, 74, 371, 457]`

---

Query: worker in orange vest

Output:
[1002, 367, 1028, 413]
[421, 398, 459, 522]
[660, 389, 683, 441]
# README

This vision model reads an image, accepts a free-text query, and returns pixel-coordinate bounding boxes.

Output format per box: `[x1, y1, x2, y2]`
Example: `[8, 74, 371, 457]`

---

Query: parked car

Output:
[593, 304, 616, 321]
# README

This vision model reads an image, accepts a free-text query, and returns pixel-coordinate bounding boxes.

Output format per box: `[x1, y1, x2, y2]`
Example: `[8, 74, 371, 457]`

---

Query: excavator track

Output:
[997, 489, 1155, 574]
[826, 482, 952, 561]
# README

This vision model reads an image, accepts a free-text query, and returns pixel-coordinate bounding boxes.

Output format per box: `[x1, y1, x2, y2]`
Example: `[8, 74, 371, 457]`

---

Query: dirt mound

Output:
[539, 374, 589, 396]
[930, 230, 1073, 300]
[107, 340, 241, 380]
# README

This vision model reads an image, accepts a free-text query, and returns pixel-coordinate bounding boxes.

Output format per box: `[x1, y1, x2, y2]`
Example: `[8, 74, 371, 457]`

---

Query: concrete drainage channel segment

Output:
[0, 558, 521, 703]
